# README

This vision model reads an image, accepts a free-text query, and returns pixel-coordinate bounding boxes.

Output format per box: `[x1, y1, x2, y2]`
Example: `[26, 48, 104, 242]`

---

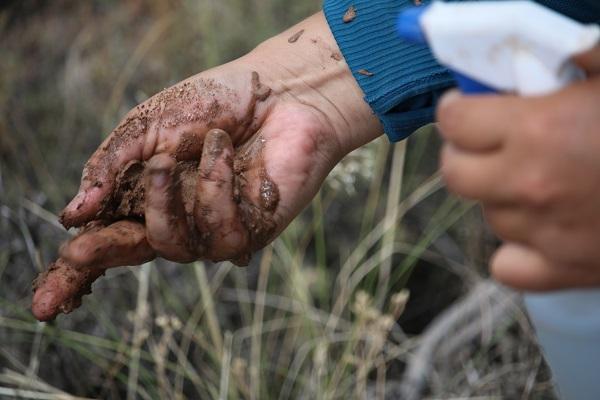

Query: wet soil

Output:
[97, 159, 199, 221]
[59, 77, 236, 229]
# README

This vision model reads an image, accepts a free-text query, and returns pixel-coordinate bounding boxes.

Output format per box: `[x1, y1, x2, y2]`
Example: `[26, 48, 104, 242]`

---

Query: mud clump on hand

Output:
[97, 159, 198, 221]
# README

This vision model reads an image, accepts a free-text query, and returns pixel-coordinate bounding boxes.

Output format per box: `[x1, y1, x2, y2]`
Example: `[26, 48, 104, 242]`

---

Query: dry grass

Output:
[0, 1, 555, 399]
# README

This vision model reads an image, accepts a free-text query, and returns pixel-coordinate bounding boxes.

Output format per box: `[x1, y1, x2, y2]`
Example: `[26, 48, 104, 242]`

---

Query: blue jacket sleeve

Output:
[323, 0, 600, 142]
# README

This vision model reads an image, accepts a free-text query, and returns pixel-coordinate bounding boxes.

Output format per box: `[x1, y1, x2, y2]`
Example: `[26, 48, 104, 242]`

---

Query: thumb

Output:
[490, 243, 588, 292]
[573, 44, 600, 75]
[60, 110, 148, 228]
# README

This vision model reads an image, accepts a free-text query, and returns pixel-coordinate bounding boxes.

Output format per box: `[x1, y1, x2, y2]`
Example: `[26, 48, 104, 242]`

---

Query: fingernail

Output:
[151, 170, 169, 188]
[206, 129, 226, 157]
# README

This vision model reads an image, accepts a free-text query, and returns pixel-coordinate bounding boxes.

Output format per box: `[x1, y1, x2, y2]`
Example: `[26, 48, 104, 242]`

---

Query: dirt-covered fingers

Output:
[60, 109, 151, 229]
[194, 129, 249, 262]
[32, 258, 106, 321]
[59, 220, 155, 269]
[231, 133, 280, 256]
[35, 220, 155, 322]
[143, 154, 198, 263]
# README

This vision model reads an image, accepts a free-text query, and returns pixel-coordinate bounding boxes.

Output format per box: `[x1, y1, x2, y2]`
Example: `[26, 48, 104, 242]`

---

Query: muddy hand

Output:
[33, 129, 269, 321]
[137, 128, 277, 264]
[33, 12, 382, 321]
[59, 71, 272, 230]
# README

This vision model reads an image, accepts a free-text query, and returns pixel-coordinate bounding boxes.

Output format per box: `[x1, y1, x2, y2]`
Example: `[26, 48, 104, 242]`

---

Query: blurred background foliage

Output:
[0, 1, 555, 399]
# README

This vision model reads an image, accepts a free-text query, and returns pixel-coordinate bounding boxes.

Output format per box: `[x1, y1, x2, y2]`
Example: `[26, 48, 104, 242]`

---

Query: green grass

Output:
[0, 1, 554, 399]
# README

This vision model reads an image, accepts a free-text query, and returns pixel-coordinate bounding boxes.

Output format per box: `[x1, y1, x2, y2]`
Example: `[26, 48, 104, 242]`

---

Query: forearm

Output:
[244, 11, 383, 155]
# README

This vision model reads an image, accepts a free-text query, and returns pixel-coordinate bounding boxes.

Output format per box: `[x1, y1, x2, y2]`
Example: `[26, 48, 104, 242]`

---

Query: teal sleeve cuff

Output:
[323, 0, 454, 141]
[323, 0, 600, 142]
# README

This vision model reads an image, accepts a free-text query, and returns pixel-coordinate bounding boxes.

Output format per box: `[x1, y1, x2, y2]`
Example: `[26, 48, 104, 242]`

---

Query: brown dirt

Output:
[330, 52, 343, 62]
[175, 130, 205, 161]
[288, 29, 305, 44]
[357, 69, 374, 77]
[59, 77, 235, 229]
[343, 5, 356, 23]
[233, 134, 279, 256]
[32, 258, 105, 322]
[33, 158, 201, 322]
[96, 159, 199, 221]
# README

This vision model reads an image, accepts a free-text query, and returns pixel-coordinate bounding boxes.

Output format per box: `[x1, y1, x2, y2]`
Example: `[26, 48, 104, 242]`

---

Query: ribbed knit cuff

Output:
[323, 0, 599, 141]
[323, 0, 455, 141]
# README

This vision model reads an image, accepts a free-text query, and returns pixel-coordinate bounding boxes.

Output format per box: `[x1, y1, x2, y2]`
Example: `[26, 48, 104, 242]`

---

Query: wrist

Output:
[243, 11, 383, 156]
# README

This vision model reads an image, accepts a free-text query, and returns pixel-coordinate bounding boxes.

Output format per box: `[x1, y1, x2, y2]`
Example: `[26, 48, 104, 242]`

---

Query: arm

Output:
[33, 12, 382, 320]
[36, 2, 600, 319]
